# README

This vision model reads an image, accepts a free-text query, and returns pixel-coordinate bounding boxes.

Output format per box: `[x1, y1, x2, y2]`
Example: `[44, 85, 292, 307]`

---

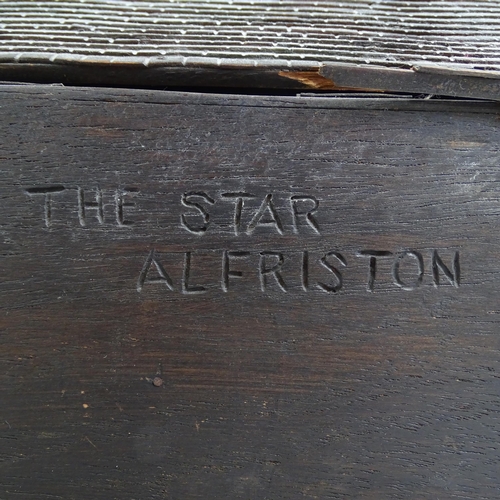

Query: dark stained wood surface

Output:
[1, 0, 500, 89]
[1, 85, 500, 498]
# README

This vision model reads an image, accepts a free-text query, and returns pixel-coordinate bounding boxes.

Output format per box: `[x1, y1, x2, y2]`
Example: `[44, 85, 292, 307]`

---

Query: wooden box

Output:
[2, 1, 500, 498]
[2, 85, 500, 499]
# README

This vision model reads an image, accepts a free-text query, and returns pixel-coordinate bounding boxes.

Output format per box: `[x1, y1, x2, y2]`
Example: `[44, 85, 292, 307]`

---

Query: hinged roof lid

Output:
[1, 0, 499, 97]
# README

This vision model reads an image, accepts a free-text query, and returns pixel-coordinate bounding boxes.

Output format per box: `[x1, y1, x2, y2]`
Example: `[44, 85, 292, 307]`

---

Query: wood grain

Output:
[1, 85, 500, 499]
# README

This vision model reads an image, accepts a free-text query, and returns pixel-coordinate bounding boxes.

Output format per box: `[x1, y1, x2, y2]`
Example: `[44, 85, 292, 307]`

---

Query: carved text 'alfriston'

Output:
[137, 249, 460, 294]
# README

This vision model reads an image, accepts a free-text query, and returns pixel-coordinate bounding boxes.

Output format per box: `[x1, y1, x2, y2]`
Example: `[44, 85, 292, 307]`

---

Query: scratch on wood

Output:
[84, 436, 97, 449]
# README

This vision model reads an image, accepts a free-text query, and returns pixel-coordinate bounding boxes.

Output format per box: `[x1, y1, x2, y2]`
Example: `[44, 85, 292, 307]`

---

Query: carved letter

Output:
[115, 188, 138, 226]
[78, 187, 104, 227]
[180, 192, 215, 234]
[356, 250, 393, 292]
[25, 185, 65, 227]
[432, 250, 460, 288]
[290, 196, 320, 234]
[392, 251, 424, 291]
[301, 251, 309, 291]
[246, 194, 284, 235]
[317, 251, 347, 293]
[222, 250, 250, 292]
[182, 252, 206, 294]
[221, 192, 255, 235]
[259, 252, 287, 292]
[137, 250, 174, 292]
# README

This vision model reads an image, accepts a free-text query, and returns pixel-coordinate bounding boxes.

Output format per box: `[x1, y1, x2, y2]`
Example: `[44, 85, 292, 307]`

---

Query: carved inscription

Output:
[25, 187, 319, 234]
[25, 186, 137, 227]
[24, 185, 462, 295]
[137, 249, 460, 294]
[180, 191, 320, 235]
